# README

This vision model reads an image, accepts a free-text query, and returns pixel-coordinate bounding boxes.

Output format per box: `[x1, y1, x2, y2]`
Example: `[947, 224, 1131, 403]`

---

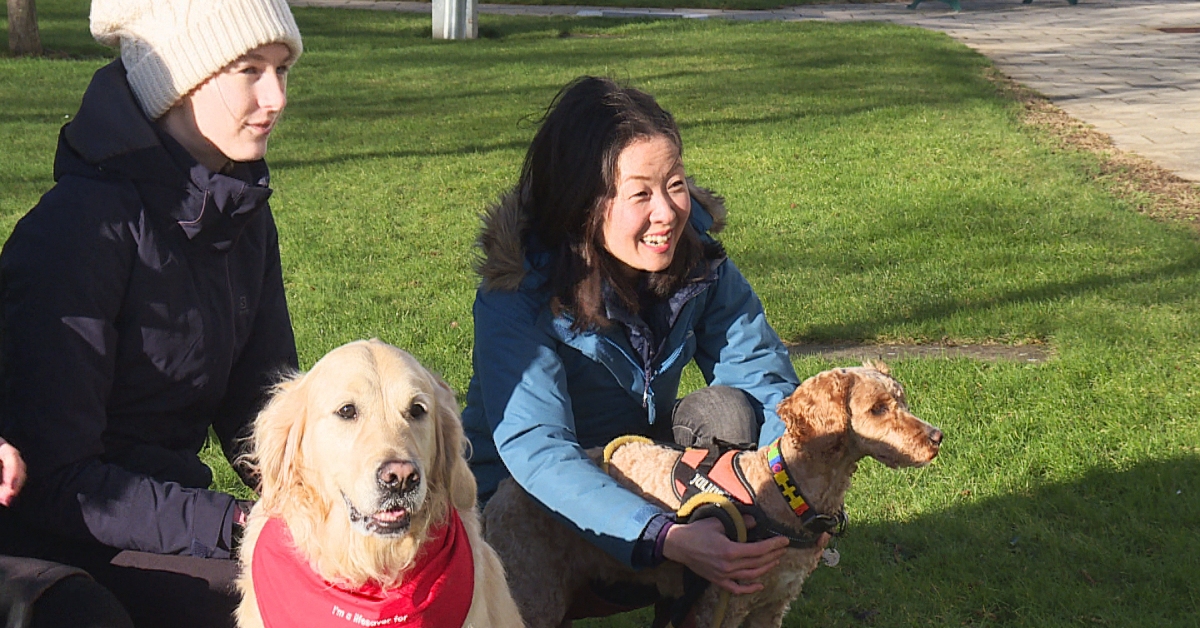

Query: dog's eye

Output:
[870, 403, 888, 416]
[336, 404, 358, 421]
[408, 401, 428, 420]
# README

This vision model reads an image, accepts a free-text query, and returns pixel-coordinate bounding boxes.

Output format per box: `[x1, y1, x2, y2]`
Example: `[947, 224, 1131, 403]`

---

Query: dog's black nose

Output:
[928, 428, 944, 446]
[378, 460, 420, 494]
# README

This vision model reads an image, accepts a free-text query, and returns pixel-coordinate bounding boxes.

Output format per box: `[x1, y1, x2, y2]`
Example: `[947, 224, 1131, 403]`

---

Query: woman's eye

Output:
[336, 404, 357, 420]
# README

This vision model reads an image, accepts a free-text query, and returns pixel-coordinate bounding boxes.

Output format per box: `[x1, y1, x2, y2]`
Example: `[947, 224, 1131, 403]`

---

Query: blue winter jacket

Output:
[0, 61, 297, 560]
[462, 184, 799, 568]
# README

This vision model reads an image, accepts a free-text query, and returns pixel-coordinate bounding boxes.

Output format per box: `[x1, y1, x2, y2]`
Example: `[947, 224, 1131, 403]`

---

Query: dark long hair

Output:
[518, 76, 719, 330]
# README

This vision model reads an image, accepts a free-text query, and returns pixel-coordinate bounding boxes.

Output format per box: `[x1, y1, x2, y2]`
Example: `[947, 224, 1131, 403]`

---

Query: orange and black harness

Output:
[670, 438, 847, 547]
[602, 435, 847, 628]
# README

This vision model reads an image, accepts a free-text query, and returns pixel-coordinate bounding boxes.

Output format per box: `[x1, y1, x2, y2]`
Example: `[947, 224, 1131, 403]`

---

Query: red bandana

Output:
[252, 510, 475, 628]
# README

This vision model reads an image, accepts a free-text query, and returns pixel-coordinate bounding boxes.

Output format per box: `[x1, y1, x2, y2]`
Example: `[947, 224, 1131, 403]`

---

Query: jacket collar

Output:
[162, 133, 273, 250]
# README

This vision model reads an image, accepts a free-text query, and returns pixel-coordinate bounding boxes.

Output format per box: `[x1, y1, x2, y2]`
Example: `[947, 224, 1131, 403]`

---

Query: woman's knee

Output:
[671, 386, 759, 447]
[29, 575, 133, 628]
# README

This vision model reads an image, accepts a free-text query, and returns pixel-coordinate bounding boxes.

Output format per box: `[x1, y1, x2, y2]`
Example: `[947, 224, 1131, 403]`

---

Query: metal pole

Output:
[432, 0, 477, 40]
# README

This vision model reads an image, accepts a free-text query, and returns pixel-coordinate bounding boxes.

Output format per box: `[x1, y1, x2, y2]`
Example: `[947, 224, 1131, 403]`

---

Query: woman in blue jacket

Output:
[463, 77, 803, 600]
[0, 1, 302, 626]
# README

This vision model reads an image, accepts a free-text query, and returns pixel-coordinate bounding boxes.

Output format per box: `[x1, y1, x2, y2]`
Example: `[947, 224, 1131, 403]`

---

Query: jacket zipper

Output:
[599, 336, 654, 409]
[601, 331, 690, 411]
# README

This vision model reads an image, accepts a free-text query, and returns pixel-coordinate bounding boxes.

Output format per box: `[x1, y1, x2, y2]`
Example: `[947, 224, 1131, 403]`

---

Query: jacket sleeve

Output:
[214, 209, 298, 488]
[0, 181, 240, 558]
[472, 288, 665, 567]
[691, 259, 800, 446]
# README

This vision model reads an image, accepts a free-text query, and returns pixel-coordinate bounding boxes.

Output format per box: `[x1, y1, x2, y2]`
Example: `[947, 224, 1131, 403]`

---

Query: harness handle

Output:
[676, 492, 747, 542]
[602, 437, 746, 628]
[664, 493, 747, 628]
[602, 435, 653, 475]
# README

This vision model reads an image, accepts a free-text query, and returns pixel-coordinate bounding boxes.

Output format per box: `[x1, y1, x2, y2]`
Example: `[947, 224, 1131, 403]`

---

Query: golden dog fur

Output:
[484, 363, 943, 628]
[236, 339, 523, 628]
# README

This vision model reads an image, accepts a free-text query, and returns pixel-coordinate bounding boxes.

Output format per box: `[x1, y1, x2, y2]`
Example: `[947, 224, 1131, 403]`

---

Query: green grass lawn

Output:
[4, 2, 1198, 627]
[384, 0, 899, 11]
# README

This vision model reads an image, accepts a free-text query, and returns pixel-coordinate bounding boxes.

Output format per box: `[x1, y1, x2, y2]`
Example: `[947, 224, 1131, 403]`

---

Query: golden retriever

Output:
[235, 339, 523, 628]
[484, 362, 943, 628]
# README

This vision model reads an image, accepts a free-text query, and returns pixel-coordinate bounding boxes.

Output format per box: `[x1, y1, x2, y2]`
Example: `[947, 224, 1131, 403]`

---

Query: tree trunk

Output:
[7, 0, 43, 56]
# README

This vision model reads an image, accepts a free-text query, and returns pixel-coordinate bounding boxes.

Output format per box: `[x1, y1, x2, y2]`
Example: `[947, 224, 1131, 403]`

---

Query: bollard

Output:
[432, 0, 477, 40]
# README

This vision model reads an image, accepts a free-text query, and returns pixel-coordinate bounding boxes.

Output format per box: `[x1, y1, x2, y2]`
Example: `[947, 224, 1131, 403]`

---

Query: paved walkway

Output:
[292, 0, 1200, 182]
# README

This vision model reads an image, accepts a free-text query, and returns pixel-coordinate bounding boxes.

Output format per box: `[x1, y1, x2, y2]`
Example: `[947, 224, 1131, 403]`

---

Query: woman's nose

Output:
[259, 71, 287, 112]
[649, 193, 679, 224]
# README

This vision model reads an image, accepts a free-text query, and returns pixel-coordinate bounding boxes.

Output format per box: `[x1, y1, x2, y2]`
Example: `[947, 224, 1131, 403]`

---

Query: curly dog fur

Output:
[484, 362, 943, 628]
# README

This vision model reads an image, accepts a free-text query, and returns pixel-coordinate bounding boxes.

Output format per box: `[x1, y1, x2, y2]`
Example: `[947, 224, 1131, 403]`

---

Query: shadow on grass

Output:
[576, 456, 1195, 628]
[580, 457, 1199, 627]
[269, 138, 530, 169]
[790, 456, 1199, 626]
[791, 252, 1200, 342]
[284, 16, 993, 122]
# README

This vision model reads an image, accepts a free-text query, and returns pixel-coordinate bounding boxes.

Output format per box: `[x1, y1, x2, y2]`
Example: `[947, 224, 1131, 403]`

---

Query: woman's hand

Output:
[0, 437, 27, 506]
[662, 515, 790, 594]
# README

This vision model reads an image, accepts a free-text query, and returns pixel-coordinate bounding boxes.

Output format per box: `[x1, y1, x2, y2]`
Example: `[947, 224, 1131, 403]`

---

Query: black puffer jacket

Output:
[0, 60, 297, 560]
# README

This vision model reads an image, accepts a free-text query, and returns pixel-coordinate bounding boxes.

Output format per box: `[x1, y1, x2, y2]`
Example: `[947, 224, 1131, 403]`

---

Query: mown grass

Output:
[372, 0, 898, 12]
[3, 2, 1198, 627]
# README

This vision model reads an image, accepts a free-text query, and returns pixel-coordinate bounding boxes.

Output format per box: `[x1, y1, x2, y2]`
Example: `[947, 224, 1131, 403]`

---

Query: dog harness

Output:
[251, 510, 474, 628]
[670, 437, 847, 547]
[604, 435, 849, 628]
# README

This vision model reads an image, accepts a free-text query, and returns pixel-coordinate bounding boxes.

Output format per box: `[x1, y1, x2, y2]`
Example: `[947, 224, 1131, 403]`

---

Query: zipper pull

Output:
[642, 368, 653, 408]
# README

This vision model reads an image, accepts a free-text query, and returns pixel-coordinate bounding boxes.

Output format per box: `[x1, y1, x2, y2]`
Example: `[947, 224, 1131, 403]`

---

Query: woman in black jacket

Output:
[0, 1, 303, 626]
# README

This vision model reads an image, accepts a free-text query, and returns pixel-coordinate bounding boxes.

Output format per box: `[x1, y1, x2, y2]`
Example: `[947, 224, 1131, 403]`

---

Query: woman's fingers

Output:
[662, 515, 792, 594]
[0, 440, 27, 506]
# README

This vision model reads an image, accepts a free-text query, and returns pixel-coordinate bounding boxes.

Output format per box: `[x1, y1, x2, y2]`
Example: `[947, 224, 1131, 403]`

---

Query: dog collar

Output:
[765, 437, 848, 539]
[766, 437, 811, 517]
[251, 510, 474, 628]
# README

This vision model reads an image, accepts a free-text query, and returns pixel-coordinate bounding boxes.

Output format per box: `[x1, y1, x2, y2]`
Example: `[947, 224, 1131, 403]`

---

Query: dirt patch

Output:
[986, 67, 1200, 227]
[787, 342, 1051, 363]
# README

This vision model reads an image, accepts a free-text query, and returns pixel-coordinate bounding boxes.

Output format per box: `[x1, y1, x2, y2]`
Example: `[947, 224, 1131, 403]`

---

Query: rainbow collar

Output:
[766, 437, 811, 518]
[765, 438, 848, 537]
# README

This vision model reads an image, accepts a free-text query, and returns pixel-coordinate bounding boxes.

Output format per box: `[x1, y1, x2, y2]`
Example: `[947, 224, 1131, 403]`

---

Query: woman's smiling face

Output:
[601, 135, 691, 276]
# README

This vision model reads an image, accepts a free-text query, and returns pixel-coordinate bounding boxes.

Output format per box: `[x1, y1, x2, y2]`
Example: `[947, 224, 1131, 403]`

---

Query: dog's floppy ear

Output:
[430, 374, 477, 513]
[250, 372, 310, 511]
[777, 368, 854, 447]
[863, 359, 890, 376]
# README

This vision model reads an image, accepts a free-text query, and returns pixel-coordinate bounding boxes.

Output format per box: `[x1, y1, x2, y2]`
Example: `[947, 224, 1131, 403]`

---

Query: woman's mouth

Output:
[247, 121, 275, 136]
[642, 232, 671, 251]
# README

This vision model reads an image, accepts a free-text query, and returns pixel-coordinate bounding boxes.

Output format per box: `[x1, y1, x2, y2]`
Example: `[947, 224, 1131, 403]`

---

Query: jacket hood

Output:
[57, 60, 179, 184]
[475, 179, 728, 292]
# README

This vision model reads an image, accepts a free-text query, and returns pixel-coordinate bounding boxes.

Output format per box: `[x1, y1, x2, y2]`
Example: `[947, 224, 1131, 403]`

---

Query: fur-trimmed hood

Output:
[474, 179, 729, 292]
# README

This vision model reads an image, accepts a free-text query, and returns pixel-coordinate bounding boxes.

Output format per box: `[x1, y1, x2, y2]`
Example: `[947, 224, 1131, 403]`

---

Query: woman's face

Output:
[601, 135, 691, 276]
[181, 42, 292, 169]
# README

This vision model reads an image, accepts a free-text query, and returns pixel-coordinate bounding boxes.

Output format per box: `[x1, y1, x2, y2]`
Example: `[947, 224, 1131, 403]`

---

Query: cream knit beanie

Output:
[90, 0, 303, 120]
